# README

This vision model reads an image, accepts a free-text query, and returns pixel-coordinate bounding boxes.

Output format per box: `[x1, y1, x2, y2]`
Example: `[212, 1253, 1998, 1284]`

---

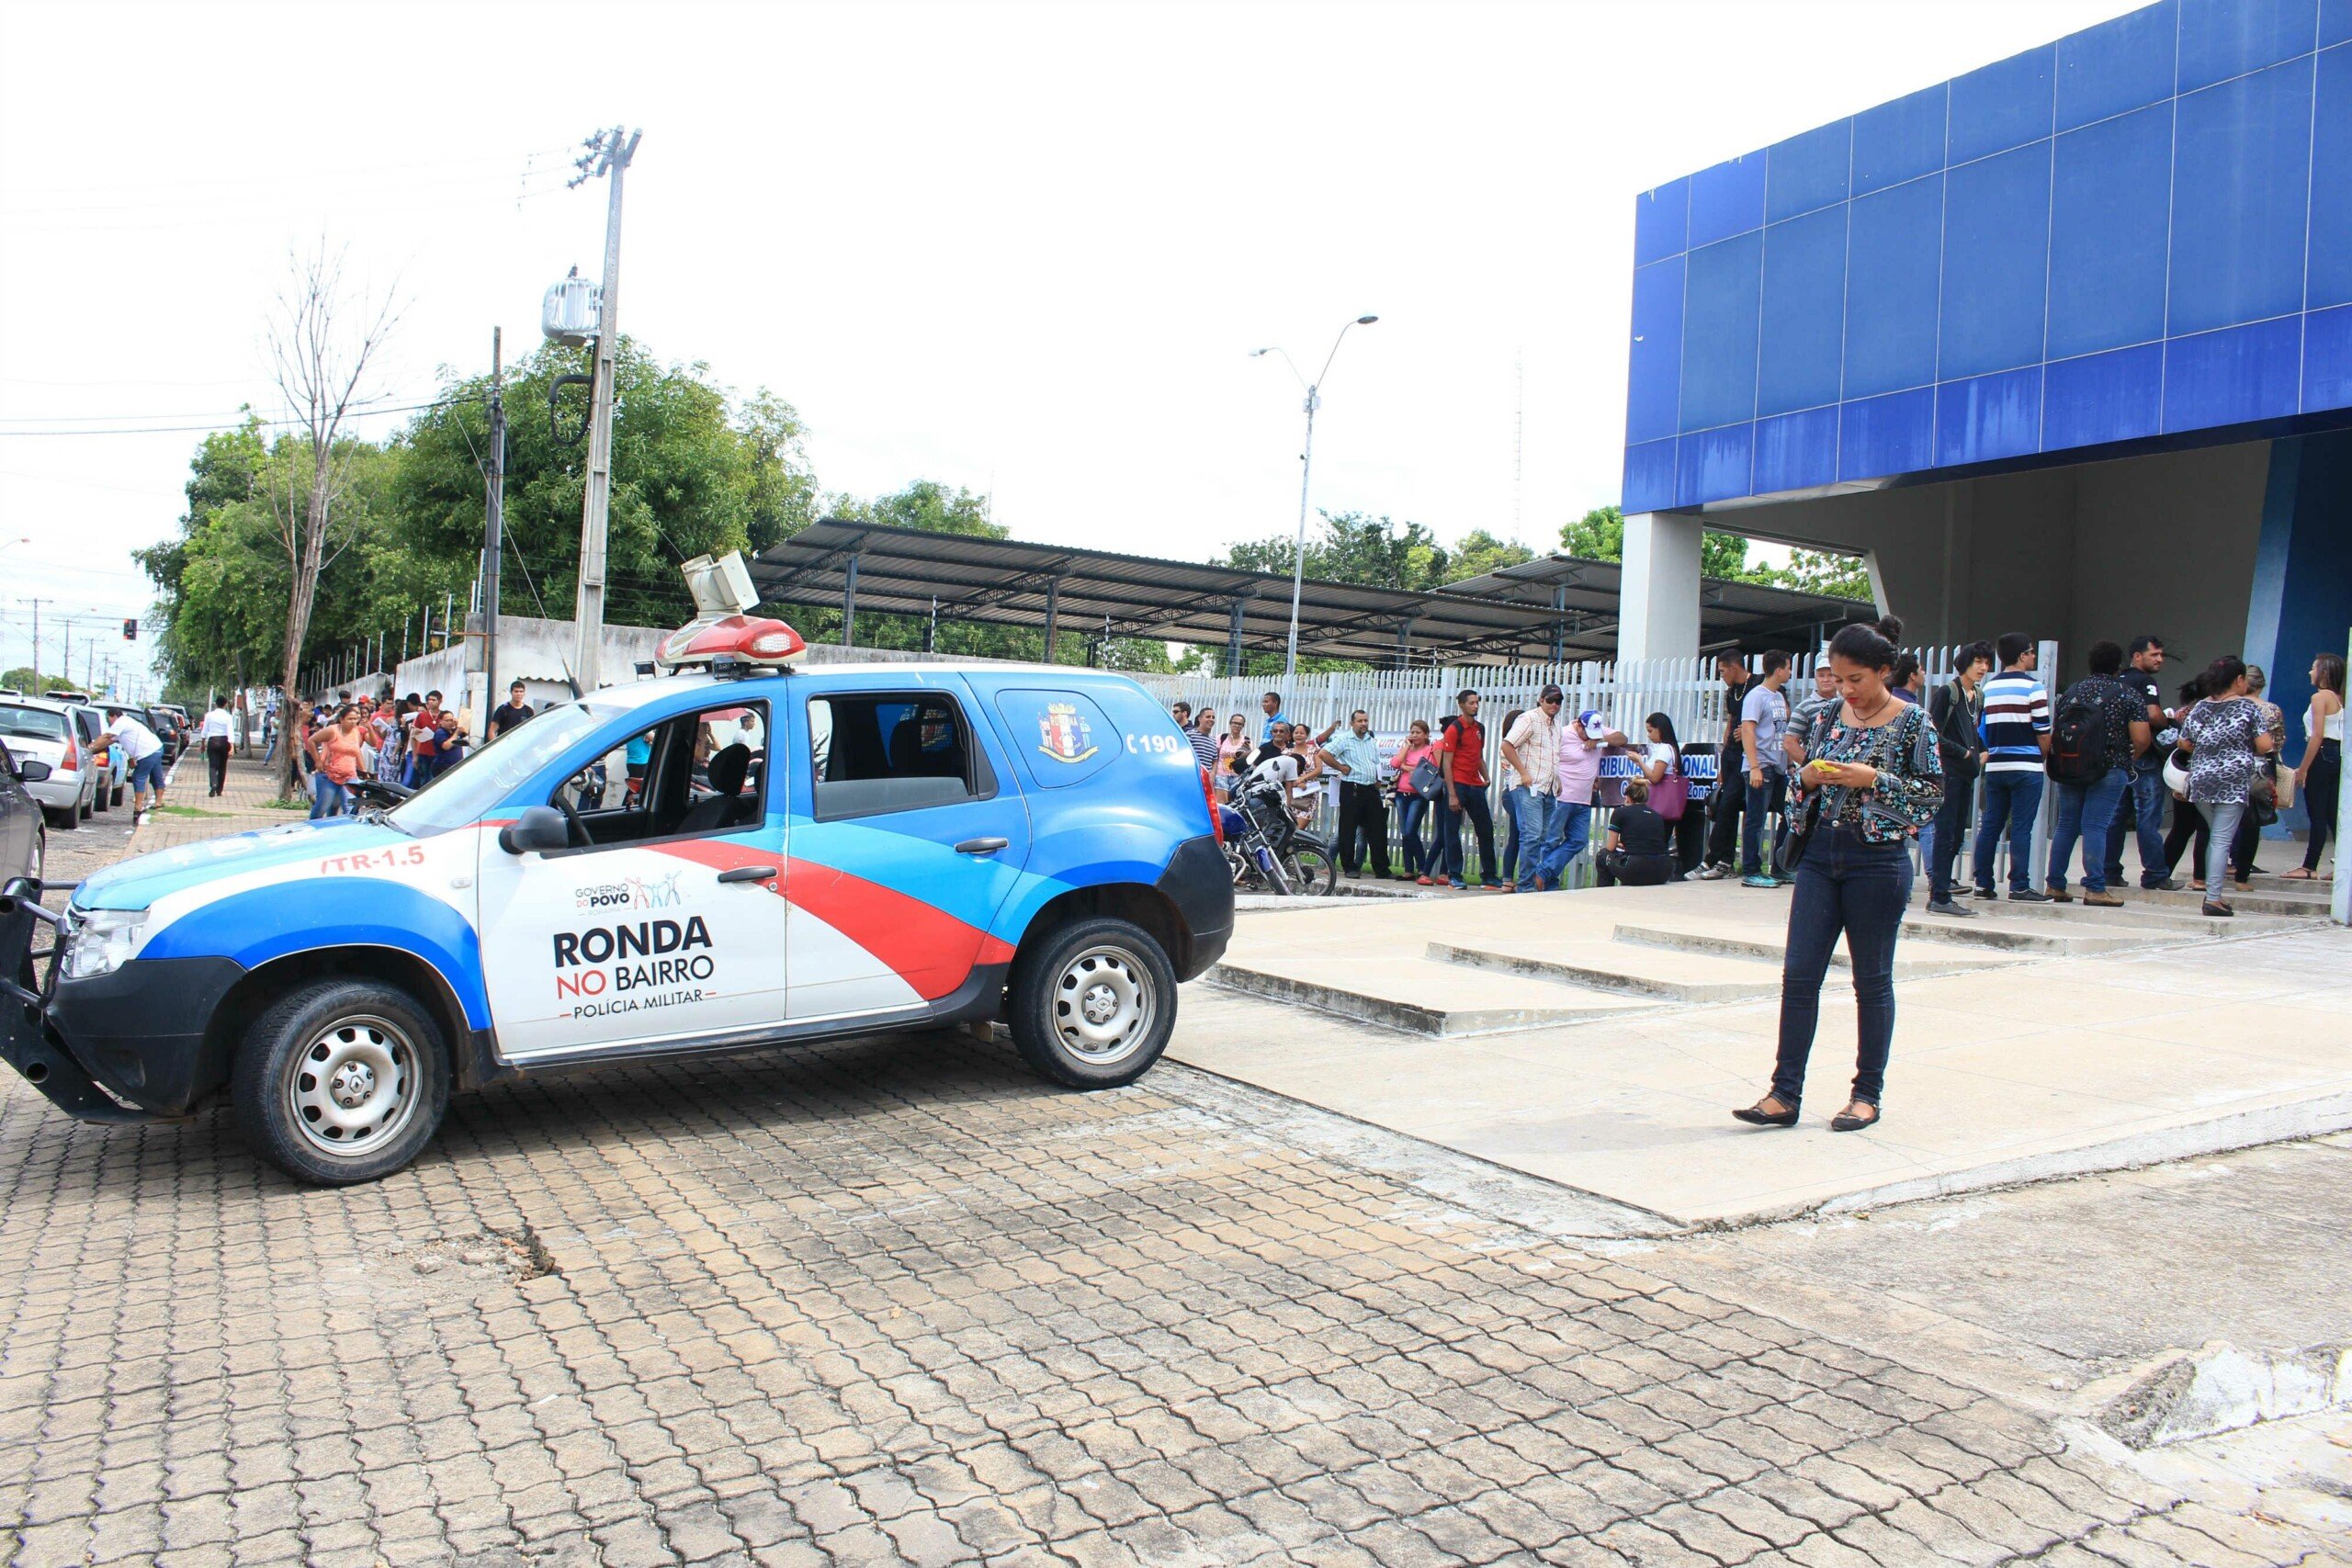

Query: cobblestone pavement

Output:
[2, 771, 2339, 1566]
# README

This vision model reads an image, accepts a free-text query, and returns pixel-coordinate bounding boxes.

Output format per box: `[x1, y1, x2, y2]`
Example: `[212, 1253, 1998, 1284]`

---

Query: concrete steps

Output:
[2071, 884, 2334, 919]
[1426, 937, 1782, 1004]
[1611, 921, 2013, 978]
[1934, 896, 2312, 936]
[1901, 910, 2154, 953]
[1208, 954, 1661, 1036]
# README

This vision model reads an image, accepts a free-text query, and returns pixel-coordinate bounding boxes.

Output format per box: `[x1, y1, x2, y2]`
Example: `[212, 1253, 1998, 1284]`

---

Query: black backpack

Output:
[2048, 683, 2113, 784]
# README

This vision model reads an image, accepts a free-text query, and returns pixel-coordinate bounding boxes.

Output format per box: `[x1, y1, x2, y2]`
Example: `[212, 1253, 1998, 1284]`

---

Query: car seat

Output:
[676, 742, 753, 834]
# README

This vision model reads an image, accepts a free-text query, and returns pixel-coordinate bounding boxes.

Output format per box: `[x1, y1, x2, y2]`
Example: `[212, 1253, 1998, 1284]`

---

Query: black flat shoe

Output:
[1733, 1097, 1799, 1127]
[1829, 1101, 1882, 1132]
[2201, 901, 2233, 918]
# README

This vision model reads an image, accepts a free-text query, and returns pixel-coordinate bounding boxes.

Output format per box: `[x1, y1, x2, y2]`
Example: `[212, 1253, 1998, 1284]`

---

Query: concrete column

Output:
[1617, 512, 1703, 663]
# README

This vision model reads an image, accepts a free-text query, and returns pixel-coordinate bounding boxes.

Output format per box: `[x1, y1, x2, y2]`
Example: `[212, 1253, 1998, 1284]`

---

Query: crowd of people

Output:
[258, 681, 540, 818]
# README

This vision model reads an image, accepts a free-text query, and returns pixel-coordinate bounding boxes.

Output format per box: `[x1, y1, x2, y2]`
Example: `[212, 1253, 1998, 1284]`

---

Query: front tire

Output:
[1282, 840, 1339, 896]
[1006, 916, 1178, 1089]
[232, 978, 449, 1185]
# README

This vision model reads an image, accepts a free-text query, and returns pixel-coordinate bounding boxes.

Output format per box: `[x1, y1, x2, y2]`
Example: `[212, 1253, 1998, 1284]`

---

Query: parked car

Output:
[0, 697, 98, 829]
[1, 623, 1233, 1185]
[0, 737, 48, 886]
[64, 705, 125, 813]
[141, 706, 184, 761]
[158, 705, 193, 757]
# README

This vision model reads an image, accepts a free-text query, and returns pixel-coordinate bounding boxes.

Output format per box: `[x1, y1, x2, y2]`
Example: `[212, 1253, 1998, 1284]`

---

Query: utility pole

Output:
[22, 597, 46, 687]
[568, 126, 640, 697]
[483, 327, 505, 714]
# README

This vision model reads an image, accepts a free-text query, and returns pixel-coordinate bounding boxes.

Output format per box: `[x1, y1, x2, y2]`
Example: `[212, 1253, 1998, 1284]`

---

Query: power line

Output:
[0, 394, 481, 437]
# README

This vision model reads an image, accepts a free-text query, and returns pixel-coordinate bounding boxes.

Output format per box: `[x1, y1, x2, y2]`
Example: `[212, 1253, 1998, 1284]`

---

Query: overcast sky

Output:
[0, 0, 2146, 694]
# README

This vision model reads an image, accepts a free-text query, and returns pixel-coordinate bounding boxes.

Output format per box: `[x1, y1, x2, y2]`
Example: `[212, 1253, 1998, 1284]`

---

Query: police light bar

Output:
[653, 614, 806, 677]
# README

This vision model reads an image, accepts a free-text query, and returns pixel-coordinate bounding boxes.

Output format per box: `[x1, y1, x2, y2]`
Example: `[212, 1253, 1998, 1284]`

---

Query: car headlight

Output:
[62, 908, 147, 980]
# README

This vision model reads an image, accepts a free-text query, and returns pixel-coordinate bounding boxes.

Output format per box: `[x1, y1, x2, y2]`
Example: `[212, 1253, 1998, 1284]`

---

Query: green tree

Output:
[2, 667, 81, 694]
[1221, 510, 1454, 591]
[1761, 547, 1872, 601]
[1558, 503, 1777, 582]
[391, 338, 818, 638]
[1445, 528, 1535, 582]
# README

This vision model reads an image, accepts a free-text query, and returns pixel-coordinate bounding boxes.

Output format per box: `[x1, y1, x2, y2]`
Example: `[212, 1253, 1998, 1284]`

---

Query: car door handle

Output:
[955, 837, 1009, 855]
[716, 865, 779, 884]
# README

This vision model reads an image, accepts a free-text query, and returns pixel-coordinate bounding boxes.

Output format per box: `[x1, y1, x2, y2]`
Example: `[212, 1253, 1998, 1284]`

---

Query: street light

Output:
[1252, 314, 1379, 687]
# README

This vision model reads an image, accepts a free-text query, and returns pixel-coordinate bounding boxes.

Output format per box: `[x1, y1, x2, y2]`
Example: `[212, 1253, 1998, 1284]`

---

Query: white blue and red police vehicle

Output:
[0, 603, 1232, 1185]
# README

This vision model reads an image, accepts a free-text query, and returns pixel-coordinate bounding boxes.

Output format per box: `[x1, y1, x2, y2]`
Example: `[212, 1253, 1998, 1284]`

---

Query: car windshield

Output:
[0, 705, 68, 742]
[389, 701, 613, 836]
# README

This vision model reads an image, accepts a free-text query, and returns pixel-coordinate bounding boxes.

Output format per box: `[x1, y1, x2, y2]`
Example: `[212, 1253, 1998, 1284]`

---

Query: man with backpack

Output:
[1924, 641, 1993, 915]
[2042, 640, 2152, 906]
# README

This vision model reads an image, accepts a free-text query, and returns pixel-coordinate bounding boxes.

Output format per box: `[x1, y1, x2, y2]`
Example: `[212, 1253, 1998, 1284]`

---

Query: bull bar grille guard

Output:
[0, 879, 155, 1124]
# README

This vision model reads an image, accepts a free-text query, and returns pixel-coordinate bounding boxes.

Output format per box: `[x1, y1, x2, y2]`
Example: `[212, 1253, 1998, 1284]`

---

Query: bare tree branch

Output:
[266, 240, 403, 791]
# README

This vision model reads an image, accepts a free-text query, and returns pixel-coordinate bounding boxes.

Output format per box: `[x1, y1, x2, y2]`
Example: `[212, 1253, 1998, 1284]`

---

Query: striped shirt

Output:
[1981, 669, 2050, 774]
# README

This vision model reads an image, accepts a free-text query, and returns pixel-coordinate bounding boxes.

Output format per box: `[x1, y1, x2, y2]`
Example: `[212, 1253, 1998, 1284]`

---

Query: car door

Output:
[783, 681, 1031, 1021]
[0, 739, 33, 878]
[474, 694, 791, 1064]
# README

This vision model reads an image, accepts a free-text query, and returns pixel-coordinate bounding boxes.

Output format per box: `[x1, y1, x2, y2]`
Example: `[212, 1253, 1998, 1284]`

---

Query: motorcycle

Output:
[1222, 777, 1338, 896]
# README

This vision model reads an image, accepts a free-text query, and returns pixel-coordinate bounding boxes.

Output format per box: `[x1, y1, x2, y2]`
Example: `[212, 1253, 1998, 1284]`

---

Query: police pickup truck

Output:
[0, 605, 1232, 1185]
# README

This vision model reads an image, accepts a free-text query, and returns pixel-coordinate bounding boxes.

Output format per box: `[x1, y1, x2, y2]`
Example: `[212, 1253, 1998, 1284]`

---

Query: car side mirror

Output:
[498, 805, 570, 855]
[13, 760, 51, 784]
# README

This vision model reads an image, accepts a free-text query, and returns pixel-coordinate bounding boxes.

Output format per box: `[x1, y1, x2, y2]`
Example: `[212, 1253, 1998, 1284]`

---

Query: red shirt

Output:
[1442, 716, 1487, 786]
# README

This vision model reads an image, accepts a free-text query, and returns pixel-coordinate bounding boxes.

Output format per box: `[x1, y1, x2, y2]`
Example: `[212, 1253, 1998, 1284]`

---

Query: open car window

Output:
[553, 699, 770, 850]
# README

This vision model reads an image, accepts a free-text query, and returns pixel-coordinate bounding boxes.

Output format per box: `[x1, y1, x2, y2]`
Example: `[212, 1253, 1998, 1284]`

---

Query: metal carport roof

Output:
[749, 522, 1872, 667]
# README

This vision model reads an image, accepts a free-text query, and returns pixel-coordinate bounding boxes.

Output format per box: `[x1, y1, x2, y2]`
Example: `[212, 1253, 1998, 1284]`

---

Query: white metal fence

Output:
[1137, 640, 2054, 888]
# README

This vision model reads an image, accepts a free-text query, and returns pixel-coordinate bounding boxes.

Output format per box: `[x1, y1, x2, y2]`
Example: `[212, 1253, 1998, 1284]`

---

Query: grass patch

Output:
[262, 798, 311, 810]
[152, 806, 227, 818]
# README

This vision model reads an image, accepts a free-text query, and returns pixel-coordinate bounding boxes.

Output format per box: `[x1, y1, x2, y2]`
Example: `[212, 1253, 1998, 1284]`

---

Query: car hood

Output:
[72, 815, 402, 912]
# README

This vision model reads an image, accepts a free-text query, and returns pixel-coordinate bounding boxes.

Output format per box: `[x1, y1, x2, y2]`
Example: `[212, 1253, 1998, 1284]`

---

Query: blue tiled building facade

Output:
[1622, 0, 2352, 513]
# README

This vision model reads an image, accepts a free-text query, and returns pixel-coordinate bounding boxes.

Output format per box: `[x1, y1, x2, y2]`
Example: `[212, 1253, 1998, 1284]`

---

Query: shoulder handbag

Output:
[1649, 766, 1690, 821]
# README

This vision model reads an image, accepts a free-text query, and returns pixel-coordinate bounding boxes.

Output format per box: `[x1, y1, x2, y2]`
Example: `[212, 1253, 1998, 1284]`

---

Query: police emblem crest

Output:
[1036, 702, 1099, 763]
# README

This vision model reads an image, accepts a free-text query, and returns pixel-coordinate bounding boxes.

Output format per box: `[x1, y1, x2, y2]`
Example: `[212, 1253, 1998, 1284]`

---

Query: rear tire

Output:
[76, 789, 92, 821]
[1282, 840, 1339, 896]
[44, 806, 76, 832]
[232, 978, 449, 1186]
[1006, 916, 1177, 1089]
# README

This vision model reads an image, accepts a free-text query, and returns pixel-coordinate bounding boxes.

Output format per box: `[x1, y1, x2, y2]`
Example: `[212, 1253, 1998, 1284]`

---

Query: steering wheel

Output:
[556, 793, 590, 849]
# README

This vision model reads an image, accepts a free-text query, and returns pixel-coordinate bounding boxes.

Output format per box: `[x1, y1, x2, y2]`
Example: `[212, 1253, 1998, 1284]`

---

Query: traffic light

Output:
[122, 619, 138, 640]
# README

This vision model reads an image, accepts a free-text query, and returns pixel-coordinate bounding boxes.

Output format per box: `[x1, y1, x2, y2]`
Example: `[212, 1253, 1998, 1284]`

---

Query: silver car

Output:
[0, 737, 46, 884]
[0, 698, 98, 829]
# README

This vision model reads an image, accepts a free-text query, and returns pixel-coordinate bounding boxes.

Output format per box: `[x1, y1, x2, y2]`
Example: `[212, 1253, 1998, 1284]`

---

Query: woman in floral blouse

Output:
[1735, 623, 1942, 1134]
[2177, 655, 2277, 918]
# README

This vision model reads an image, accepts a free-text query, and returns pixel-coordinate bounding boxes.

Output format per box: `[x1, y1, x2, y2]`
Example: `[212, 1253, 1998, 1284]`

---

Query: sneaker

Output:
[1448, 879, 1467, 890]
[1693, 863, 1731, 881]
[1741, 874, 1781, 889]
[2083, 891, 2124, 908]
[1925, 899, 1976, 917]
[2046, 888, 2073, 903]
[2009, 889, 2052, 904]
[1970, 886, 1998, 900]
[2143, 877, 2183, 891]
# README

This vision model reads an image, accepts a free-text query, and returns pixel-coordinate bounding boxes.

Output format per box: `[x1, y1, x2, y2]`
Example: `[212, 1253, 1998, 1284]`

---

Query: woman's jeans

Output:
[2198, 799, 2246, 898]
[1499, 784, 1528, 884]
[1396, 794, 1430, 876]
[1771, 826, 1912, 1109]
[2305, 740, 2340, 872]
[309, 772, 349, 819]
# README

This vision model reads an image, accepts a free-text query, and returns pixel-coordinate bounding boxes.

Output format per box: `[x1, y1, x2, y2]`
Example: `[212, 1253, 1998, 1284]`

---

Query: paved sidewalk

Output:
[2, 775, 2338, 1566]
[130, 750, 307, 856]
